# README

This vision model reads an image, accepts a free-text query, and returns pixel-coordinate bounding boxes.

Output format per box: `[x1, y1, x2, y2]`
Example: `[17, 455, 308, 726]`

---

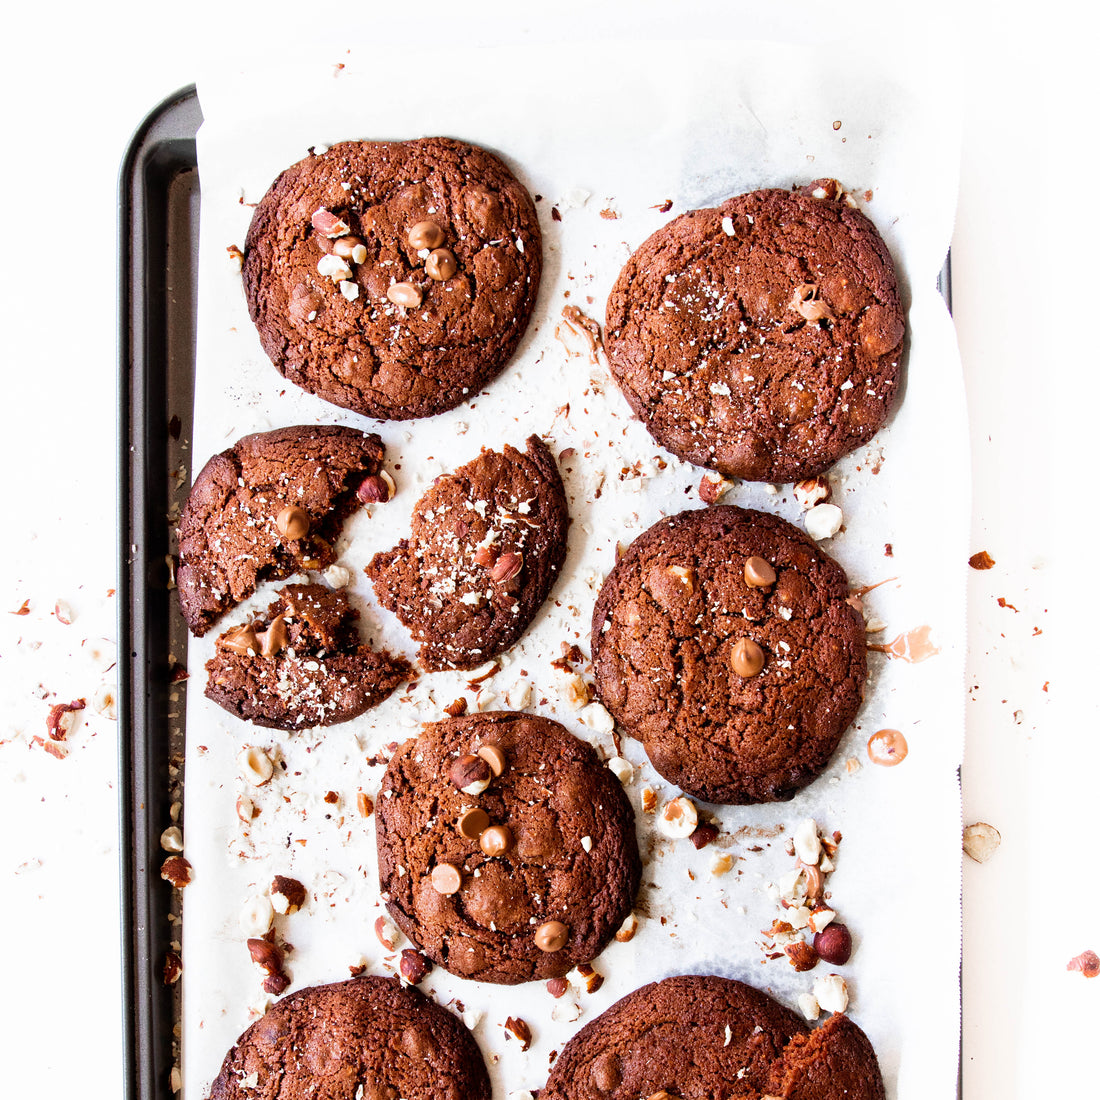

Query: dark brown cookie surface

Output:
[605, 181, 904, 482]
[177, 425, 385, 636]
[591, 506, 866, 804]
[540, 974, 884, 1100]
[376, 712, 641, 984]
[243, 137, 542, 420]
[366, 436, 568, 671]
[205, 584, 410, 729]
[205, 975, 490, 1100]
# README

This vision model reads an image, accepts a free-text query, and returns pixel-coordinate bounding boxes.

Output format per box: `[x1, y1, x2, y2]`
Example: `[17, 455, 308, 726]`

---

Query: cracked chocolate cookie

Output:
[205, 583, 410, 729]
[591, 505, 866, 804]
[243, 137, 541, 420]
[604, 180, 905, 483]
[177, 424, 386, 636]
[366, 435, 568, 671]
[376, 712, 641, 984]
[540, 974, 884, 1100]
[205, 975, 490, 1100]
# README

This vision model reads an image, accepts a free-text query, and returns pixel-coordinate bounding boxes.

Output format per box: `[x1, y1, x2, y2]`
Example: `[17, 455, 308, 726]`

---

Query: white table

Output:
[1, 3, 1093, 1096]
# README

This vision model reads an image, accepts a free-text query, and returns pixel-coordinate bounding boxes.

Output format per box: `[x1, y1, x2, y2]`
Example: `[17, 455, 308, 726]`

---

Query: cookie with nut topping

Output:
[205, 974, 490, 1100]
[591, 505, 866, 804]
[177, 424, 388, 636]
[540, 974, 884, 1100]
[365, 435, 568, 671]
[604, 180, 905, 482]
[376, 712, 641, 984]
[242, 136, 541, 420]
[205, 583, 411, 729]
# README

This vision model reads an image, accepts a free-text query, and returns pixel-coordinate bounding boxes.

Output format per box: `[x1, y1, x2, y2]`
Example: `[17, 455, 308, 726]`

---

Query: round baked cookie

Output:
[205, 975, 490, 1100]
[591, 505, 866, 804]
[177, 424, 386, 636]
[376, 712, 641, 984]
[604, 179, 905, 483]
[205, 583, 411, 729]
[366, 435, 568, 671]
[540, 974, 885, 1100]
[243, 137, 542, 420]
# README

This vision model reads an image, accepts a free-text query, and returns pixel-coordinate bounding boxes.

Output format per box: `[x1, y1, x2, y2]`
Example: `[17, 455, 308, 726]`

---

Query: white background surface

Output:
[0, 3, 1094, 1098]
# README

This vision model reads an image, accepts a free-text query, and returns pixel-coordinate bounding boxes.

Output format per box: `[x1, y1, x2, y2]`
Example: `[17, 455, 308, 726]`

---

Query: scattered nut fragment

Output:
[801, 864, 825, 901]
[690, 823, 719, 849]
[93, 681, 118, 719]
[562, 673, 590, 709]
[574, 963, 604, 993]
[311, 208, 351, 237]
[445, 698, 469, 718]
[489, 552, 523, 583]
[425, 248, 457, 281]
[505, 681, 533, 709]
[615, 912, 639, 942]
[793, 476, 831, 510]
[356, 791, 374, 817]
[813, 923, 852, 965]
[54, 599, 75, 625]
[867, 728, 908, 766]
[448, 754, 491, 795]
[962, 822, 1001, 863]
[730, 637, 765, 677]
[271, 876, 307, 915]
[163, 951, 183, 985]
[317, 254, 353, 281]
[711, 853, 735, 876]
[656, 795, 698, 839]
[374, 914, 401, 951]
[804, 503, 843, 541]
[275, 505, 310, 540]
[236, 795, 256, 824]
[357, 471, 395, 503]
[387, 282, 422, 308]
[641, 788, 658, 814]
[744, 556, 776, 588]
[476, 744, 507, 777]
[792, 819, 822, 865]
[161, 856, 193, 889]
[431, 863, 463, 895]
[699, 471, 736, 504]
[784, 941, 819, 972]
[399, 948, 432, 984]
[503, 1016, 532, 1051]
[1067, 949, 1100, 978]
[321, 563, 351, 590]
[968, 550, 995, 570]
[226, 244, 244, 272]
[160, 826, 184, 853]
[475, 690, 496, 712]
[546, 976, 569, 997]
[46, 699, 86, 741]
[797, 992, 821, 1021]
[240, 895, 274, 937]
[580, 701, 615, 734]
[535, 920, 570, 952]
[813, 973, 849, 1014]
[238, 746, 274, 786]
[607, 756, 634, 784]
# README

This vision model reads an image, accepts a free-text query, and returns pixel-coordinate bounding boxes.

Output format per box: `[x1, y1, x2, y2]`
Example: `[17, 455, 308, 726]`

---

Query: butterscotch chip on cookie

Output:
[205, 584, 410, 729]
[591, 505, 866, 804]
[177, 425, 385, 636]
[540, 974, 884, 1100]
[205, 975, 490, 1100]
[366, 435, 568, 671]
[375, 712, 641, 984]
[243, 137, 541, 420]
[604, 181, 904, 482]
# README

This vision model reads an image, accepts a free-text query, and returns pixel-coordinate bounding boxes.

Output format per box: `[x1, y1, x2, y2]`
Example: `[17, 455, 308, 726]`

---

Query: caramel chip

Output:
[479, 824, 513, 857]
[408, 220, 444, 250]
[731, 637, 765, 677]
[430, 863, 463, 895]
[534, 920, 569, 953]
[425, 248, 457, 281]
[744, 555, 776, 588]
[276, 505, 310, 540]
[476, 743, 507, 777]
[457, 808, 490, 840]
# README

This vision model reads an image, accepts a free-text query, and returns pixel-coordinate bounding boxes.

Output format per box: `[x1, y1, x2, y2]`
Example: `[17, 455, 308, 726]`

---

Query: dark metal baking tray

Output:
[117, 82, 956, 1100]
[119, 83, 202, 1100]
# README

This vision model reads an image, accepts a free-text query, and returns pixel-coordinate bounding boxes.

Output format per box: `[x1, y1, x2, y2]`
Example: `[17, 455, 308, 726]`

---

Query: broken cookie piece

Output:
[177, 425, 386, 636]
[205, 583, 410, 729]
[366, 435, 568, 671]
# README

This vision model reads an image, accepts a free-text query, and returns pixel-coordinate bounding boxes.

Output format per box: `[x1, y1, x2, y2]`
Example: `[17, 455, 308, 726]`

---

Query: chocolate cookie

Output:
[376, 712, 641, 984]
[540, 974, 884, 1100]
[205, 974, 490, 1100]
[205, 583, 411, 729]
[604, 180, 905, 482]
[243, 137, 542, 420]
[366, 436, 568, 671]
[177, 425, 386, 636]
[591, 505, 866, 804]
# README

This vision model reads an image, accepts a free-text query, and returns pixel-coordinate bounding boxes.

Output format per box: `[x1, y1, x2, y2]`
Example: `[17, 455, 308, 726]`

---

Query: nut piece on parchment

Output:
[160, 856, 193, 889]
[656, 795, 698, 839]
[503, 1016, 532, 1051]
[962, 822, 1001, 863]
[374, 914, 402, 952]
[399, 948, 432, 985]
[271, 876, 307, 915]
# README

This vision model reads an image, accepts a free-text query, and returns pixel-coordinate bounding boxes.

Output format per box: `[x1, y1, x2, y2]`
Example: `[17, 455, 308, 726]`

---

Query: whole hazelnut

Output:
[399, 948, 432, 984]
[813, 923, 853, 965]
[448, 754, 492, 795]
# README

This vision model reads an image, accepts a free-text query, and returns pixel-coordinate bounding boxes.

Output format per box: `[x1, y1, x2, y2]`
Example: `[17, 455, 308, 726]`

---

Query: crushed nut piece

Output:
[962, 822, 1001, 863]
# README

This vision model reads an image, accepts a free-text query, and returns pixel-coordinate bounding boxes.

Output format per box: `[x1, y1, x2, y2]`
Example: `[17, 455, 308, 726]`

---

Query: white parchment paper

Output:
[185, 40, 964, 1100]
